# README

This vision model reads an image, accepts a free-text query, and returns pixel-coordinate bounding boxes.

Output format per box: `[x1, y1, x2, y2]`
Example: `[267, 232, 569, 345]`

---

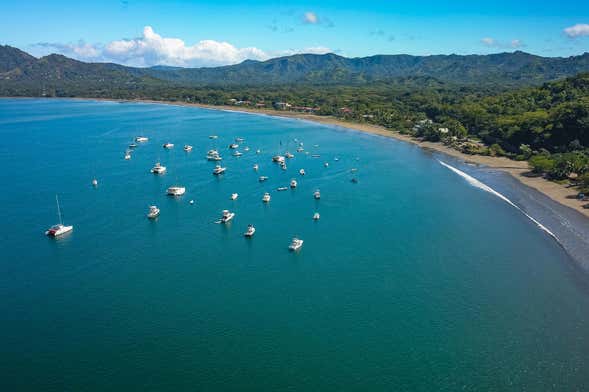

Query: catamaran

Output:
[45, 195, 73, 237]
[167, 186, 186, 196]
[151, 162, 167, 174]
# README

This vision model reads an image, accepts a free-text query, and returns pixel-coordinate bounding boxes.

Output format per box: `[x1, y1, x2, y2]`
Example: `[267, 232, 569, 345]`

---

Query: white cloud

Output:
[480, 37, 525, 49]
[34, 26, 332, 67]
[303, 12, 318, 24]
[481, 37, 496, 47]
[564, 24, 589, 38]
[511, 39, 523, 48]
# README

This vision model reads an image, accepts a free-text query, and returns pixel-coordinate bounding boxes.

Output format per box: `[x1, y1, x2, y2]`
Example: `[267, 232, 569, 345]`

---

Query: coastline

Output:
[6, 96, 589, 219]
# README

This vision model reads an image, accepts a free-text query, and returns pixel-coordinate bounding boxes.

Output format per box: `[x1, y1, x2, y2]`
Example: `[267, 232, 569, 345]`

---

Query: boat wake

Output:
[438, 160, 559, 241]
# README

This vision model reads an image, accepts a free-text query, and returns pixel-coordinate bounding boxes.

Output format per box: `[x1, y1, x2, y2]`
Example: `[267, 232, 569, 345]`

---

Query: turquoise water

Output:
[1, 98, 588, 391]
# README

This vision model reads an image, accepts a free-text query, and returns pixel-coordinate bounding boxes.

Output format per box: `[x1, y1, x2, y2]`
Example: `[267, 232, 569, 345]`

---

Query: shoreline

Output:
[6, 96, 589, 219]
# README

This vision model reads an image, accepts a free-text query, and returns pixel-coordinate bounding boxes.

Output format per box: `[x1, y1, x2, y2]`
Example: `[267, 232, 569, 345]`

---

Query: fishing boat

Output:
[259, 176, 269, 182]
[288, 237, 304, 251]
[147, 205, 160, 219]
[253, 164, 259, 171]
[299, 169, 306, 176]
[313, 189, 321, 199]
[163, 142, 174, 149]
[313, 212, 320, 220]
[229, 143, 239, 149]
[92, 178, 98, 187]
[184, 145, 193, 152]
[244, 224, 256, 237]
[290, 179, 297, 188]
[231, 193, 238, 200]
[213, 165, 226, 175]
[277, 186, 288, 191]
[45, 195, 73, 237]
[150, 162, 167, 174]
[135, 136, 149, 142]
[220, 209, 235, 223]
[262, 192, 271, 203]
[167, 186, 186, 196]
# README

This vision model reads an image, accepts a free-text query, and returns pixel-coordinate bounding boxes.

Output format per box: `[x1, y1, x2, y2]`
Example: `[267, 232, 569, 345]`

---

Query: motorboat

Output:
[213, 165, 226, 175]
[235, 137, 245, 142]
[244, 224, 256, 237]
[92, 178, 98, 187]
[163, 142, 174, 149]
[262, 192, 271, 203]
[272, 155, 285, 163]
[256, 149, 261, 154]
[45, 195, 73, 237]
[189, 200, 195, 205]
[253, 164, 259, 171]
[147, 205, 160, 219]
[285, 152, 294, 159]
[324, 162, 329, 167]
[207, 153, 222, 161]
[281, 163, 287, 170]
[232, 151, 243, 157]
[313, 212, 320, 220]
[135, 136, 149, 142]
[259, 176, 269, 182]
[231, 193, 238, 200]
[167, 186, 186, 196]
[313, 190, 321, 199]
[290, 179, 297, 188]
[229, 143, 239, 149]
[151, 162, 167, 174]
[220, 209, 235, 223]
[124, 152, 131, 160]
[243, 146, 250, 152]
[334, 157, 340, 161]
[207, 149, 219, 155]
[128, 143, 137, 149]
[299, 169, 305, 176]
[184, 145, 193, 152]
[277, 186, 288, 191]
[296, 147, 304, 153]
[209, 135, 218, 139]
[288, 237, 304, 251]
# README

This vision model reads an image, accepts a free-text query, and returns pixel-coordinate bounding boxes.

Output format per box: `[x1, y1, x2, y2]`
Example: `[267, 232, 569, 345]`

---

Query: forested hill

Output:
[1, 45, 589, 89]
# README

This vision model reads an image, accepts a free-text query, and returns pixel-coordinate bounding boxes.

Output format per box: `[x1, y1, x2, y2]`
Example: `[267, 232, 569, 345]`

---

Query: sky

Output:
[1, 0, 588, 67]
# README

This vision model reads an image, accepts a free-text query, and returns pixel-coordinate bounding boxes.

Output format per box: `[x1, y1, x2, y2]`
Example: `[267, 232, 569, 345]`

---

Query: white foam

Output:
[438, 160, 558, 240]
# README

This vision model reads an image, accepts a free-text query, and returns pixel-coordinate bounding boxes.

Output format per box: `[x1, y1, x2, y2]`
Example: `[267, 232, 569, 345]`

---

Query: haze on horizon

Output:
[2, 0, 589, 68]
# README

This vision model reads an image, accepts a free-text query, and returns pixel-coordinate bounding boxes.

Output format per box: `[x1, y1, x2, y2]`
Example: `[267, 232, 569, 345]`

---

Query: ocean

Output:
[1, 98, 588, 391]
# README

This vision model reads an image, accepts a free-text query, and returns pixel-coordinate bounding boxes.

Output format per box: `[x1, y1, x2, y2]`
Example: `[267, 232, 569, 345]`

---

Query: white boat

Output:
[296, 147, 304, 153]
[207, 153, 222, 161]
[135, 136, 149, 142]
[220, 209, 235, 223]
[290, 179, 297, 188]
[209, 135, 218, 139]
[262, 192, 271, 203]
[184, 145, 193, 152]
[313, 212, 320, 220]
[281, 163, 287, 170]
[243, 146, 250, 152]
[147, 205, 160, 219]
[229, 143, 239, 149]
[256, 149, 261, 154]
[259, 176, 269, 182]
[213, 165, 226, 175]
[235, 137, 245, 142]
[189, 200, 195, 205]
[272, 155, 285, 163]
[324, 162, 329, 167]
[163, 143, 174, 149]
[151, 162, 167, 174]
[92, 178, 98, 187]
[299, 169, 305, 176]
[311, 154, 321, 158]
[124, 152, 131, 160]
[207, 149, 219, 155]
[314, 190, 321, 199]
[231, 193, 238, 200]
[232, 151, 243, 157]
[128, 143, 137, 149]
[45, 195, 73, 237]
[167, 186, 186, 196]
[288, 237, 304, 251]
[285, 152, 294, 159]
[244, 224, 256, 237]
[277, 186, 288, 191]
[334, 157, 340, 161]
[253, 164, 259, 171]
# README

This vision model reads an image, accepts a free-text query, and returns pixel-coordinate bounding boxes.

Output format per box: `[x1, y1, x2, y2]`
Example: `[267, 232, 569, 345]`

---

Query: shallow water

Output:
[1, 98, 588, 391]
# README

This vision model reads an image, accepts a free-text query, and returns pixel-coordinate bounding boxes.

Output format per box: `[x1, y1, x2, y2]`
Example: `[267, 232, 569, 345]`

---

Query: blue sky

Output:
[1, 0, 588, 67]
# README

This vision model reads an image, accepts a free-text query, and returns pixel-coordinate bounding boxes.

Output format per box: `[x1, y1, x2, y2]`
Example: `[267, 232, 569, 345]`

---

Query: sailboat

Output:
[45, 195, 73, 237]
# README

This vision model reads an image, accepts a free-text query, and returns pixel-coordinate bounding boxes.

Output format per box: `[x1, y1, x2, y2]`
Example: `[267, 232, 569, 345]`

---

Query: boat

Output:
[296, 147, 304, 153]
[189, 200, 195, 205]
[124, 152, 131, 160]
[324, 162, 329, 167]
[92, 178, 98, 187]
[285, 152, 294, 159]
[207, 149, 219, 155]
[243, 146, 250, 152]
[163, 142, 174, 149]
[147, 205, 160, 219]
[272, 155, 285, 163]
[253, 164, 259, 171]
[313, 190, 321, 199]
[277, 186, 288, 191]
[311, 154, 320, 158]
[334, 157, 340, 161]
[351, 178, 358, 183]
[231, 193, 238, 200]
[244, 224, 256, 237]
[281, 163, 287, 170]
[288, 237, 304, 251]
[150, 162, 167, 174]
[256, 149, 261, 154]
[262, 192, 271, 203]
[209, 135, 218, 139]
[184, 145, 193, 152]
[259, 176, 269, 182]
[229, 143, 239, 149]
[220, 209, 235, 223]
[207, 153, 222, 161]
[313, 144, 320, 148]
[213, 165, 226, 175]
[290, 179, 297, 188]
[167, 186, 186, 196]
[128, 143, 137, 149]
[313, 212, 320, 220]
[235, 137, 245, 142]
[232, 151, 243, 157]
[135, 136, 149, 142]
[45, 195, 73, 237]
[350, 168, 358, 173]
[299, 169, 305, 176]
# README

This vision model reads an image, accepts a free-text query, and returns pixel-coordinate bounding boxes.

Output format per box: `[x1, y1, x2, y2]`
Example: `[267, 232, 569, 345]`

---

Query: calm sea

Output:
[1, 98, 588, 391]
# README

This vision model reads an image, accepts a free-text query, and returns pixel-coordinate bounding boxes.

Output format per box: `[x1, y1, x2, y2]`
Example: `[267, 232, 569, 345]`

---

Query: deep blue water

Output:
[1, 98, 588, 391]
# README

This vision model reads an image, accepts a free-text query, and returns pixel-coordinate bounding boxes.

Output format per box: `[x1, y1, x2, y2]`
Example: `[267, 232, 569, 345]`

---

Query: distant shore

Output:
[8, 96, 589, 220]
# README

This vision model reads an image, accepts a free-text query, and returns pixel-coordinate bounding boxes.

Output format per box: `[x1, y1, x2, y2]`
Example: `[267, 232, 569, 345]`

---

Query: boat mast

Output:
[55, 194, 63, 225]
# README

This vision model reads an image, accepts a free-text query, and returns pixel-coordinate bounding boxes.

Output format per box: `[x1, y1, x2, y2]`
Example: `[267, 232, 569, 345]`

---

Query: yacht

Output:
[314, 190, 321, 199]
[231, 193, 238, 200]
[290, 179, 297, 188]
[128, 143, 137, 149]
[285, 152, 294, 159]
[135, 136, 149, 142]
[262, 192, 271, 203]
[299, 169, 306, 176]
[313, 212, 320, 220]
[45, 195, 73, 237]
[124, 152, 131, 160]
[253, 164, 259, 171]
[147, 205, 160, 219]
[213, 165, 226, 175]
[167, 186, 186, 196]
[184, 145, 193, 152]
[232, 151, 243, 157]
[207, 153, 222, 161]
[220, 209, 235, 223]
[151, 162, 167, 174]
[259, 176, 269, 182]
[288, 237, 304, 251]
[277, 186, 288, 191]
[92, 178, 98, 187]
[244, 224, 256, 237]
[163, 142, 174, 149]
[229, 143, 239, 149]
[272, 155, 285, 163]
[209, 135, 218, 139]
[207, 149, 219, 156]
[235, 137, 245, 142]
